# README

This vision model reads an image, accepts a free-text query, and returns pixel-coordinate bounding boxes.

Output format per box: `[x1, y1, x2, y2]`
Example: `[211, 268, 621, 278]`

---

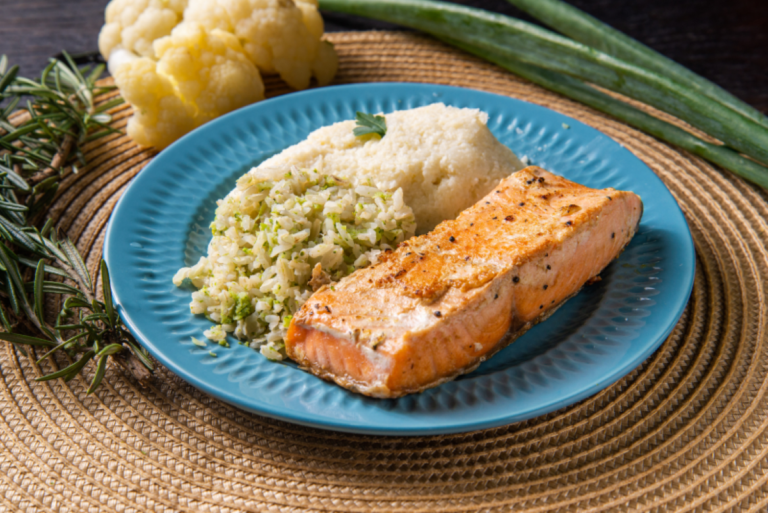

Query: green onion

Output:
[504, 0, 768, 129]
[319, 0, 768, 169]
[442, 36, 768, 189]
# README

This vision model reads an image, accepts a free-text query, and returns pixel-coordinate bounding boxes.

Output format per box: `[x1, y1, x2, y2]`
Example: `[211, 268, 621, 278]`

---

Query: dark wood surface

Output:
[2, 0, 766, 112]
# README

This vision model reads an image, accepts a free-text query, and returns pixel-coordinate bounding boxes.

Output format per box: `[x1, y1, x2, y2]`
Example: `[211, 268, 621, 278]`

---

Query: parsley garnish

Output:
[353, 111, 387, 138]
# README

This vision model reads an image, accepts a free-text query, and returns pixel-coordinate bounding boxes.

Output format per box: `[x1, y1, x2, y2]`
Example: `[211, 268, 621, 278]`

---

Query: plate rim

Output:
[104, 82, 696, 435]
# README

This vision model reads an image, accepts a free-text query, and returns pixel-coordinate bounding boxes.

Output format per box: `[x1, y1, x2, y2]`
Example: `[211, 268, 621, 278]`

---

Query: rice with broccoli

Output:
[173, 166, 416, 359]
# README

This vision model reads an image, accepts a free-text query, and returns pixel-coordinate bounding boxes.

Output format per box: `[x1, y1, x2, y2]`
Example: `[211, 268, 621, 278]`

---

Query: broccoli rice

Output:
[173, 166, 416, 360]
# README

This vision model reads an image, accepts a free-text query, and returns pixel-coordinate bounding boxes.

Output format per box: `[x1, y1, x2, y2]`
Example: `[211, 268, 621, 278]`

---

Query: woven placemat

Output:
[2, 31, 768, 512]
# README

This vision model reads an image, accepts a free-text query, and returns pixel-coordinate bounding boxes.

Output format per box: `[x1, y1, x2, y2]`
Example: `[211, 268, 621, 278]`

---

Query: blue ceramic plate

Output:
[105, 83, 695, 435]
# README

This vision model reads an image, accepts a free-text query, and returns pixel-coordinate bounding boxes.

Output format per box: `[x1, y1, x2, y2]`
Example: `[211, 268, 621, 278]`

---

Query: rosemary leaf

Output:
[33, 260, 45, 322]
[0, 303, 12, 332]
[18, 257, 71, 279]
[36, 331, 88, 364]
[40, 218, 54, 237]
[0, 216, 41, 253]
[87, 355, 108, 394]
[4, 275, 19, 315]
[97, 343, 124, 357]
[0, 64, 18, 94]
[125, 339, 154, 371]
[55, 323, 86, 330]
[36, 349, 95, 381]
[0, 243, 26, 299]
[0, 331, 55, 347]
[63, 296, 91, 310]
[38, 281, 85, 296]
[60, 238, 92, 292]
[0, 199, 29, 212]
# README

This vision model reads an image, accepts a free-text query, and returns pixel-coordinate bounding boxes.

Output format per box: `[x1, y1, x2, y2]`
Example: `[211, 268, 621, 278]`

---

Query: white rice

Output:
[173, 166, 416, 359]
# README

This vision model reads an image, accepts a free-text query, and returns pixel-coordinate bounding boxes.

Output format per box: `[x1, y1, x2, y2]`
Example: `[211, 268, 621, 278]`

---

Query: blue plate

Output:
[105, 83, 695, 435]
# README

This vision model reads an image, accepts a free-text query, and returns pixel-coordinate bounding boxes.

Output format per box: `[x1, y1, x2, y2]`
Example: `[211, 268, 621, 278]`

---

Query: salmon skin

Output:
[286, 166, 643, 398]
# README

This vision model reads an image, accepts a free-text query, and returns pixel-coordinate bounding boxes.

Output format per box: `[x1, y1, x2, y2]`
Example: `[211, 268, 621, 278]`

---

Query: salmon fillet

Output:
[285, 166, 643, 398]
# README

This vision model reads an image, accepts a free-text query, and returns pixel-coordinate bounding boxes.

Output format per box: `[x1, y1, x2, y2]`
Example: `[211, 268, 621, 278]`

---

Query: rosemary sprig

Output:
[0, 53, 153, 392]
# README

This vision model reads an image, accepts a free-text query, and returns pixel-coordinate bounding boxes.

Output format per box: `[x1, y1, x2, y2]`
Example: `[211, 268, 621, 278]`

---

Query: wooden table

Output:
[2, 0, 766, 113]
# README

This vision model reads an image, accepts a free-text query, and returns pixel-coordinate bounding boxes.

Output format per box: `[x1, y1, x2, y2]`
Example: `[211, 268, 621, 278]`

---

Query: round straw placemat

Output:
[2, 31, 768, 512]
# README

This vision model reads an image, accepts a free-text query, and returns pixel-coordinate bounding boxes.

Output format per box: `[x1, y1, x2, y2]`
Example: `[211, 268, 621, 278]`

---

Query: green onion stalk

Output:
[504, 0, 768, 129]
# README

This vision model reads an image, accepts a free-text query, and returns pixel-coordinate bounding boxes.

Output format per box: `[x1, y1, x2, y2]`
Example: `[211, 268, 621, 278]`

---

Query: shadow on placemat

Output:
[2, 32, 767, 512]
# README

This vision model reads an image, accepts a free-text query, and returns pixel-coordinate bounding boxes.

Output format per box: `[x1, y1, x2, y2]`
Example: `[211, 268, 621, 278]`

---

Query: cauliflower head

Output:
[184, 0, 338, 90]
[98, 0, 188, 60]
[111, 23, 265, 149]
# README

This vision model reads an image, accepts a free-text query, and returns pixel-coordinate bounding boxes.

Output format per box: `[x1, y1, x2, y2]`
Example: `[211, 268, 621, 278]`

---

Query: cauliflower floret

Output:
[294, 0, 323, 39]
[111, 23, 265, 149]
[311, 41, 338, 89]
[183, 0, 234, 32]
[154, 22, 265, 123]
[111, 52, 197, 149]
[184, 0, 337, 90]
[98, 0, 188, 60]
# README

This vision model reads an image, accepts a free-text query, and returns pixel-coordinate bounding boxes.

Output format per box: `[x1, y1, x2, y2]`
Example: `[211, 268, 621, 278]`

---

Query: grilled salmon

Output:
[285, 166, 643, 398]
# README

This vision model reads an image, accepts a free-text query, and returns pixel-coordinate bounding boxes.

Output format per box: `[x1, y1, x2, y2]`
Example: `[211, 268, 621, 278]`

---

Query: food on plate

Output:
[257, 103, 525, 233]
[174, 104, 523, 359]
[99, 0, 338, 149]
[173, 167, 416, 360]
[285, 166, 643, 398]
[173, 104, 527, 355]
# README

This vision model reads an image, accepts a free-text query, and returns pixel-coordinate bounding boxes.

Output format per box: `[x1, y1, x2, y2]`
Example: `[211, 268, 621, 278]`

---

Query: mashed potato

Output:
[255, 103, 524, 232]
